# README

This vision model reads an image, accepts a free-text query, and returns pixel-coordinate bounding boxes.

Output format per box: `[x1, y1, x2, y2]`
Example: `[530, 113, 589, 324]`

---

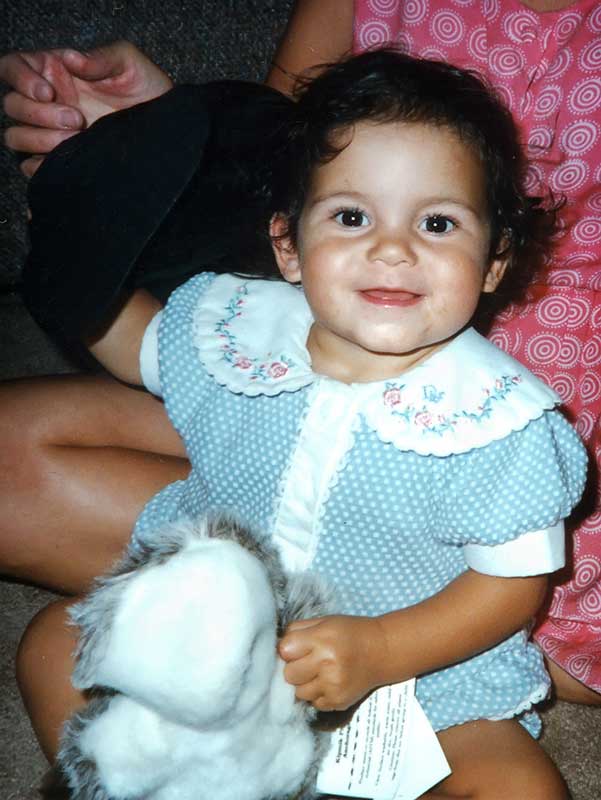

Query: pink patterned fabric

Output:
[353, 0, 601, 691]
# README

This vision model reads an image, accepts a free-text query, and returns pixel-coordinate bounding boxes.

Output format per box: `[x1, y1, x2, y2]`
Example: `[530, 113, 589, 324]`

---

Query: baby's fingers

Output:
[294, 679, 347, 712]
[283, 654, 318, 688]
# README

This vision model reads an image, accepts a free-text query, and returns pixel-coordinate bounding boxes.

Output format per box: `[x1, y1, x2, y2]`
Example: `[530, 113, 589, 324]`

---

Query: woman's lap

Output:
[0, 374, 189, 592]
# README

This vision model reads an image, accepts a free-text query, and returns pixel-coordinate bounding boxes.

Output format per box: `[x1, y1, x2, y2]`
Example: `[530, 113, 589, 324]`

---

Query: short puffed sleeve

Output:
[433, 411, 587, 555]
[156, 272, 218, 435]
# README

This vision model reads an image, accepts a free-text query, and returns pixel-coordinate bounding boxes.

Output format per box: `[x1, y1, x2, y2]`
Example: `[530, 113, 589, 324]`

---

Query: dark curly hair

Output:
[269, 48, 557, 323]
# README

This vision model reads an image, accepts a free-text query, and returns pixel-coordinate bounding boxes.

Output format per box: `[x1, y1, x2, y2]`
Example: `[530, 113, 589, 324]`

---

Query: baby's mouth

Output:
[360, 289, 422, 307]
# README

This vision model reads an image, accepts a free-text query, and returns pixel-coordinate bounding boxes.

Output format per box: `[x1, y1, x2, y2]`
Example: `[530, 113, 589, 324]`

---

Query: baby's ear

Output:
[482, 254, 508, 294]
[270, 214, 301, 283]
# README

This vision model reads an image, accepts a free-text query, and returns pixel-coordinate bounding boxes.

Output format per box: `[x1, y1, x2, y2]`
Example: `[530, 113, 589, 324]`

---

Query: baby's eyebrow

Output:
[419, 196, 483, 218]
[308, 190, 366, 208]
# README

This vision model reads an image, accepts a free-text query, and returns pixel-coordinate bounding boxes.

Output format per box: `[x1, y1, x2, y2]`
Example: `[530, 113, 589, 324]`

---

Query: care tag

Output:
[315, 680, 450, 800]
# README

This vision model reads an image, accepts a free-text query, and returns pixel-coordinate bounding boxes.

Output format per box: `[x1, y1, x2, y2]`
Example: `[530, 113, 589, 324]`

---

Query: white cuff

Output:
[464, 522, 565, 577]
[140, 310, 163, 397]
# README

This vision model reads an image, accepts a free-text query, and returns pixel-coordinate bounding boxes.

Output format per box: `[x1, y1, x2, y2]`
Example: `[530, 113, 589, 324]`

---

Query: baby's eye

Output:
[421, 215, 456, 234]
[334, 209, 370, 228]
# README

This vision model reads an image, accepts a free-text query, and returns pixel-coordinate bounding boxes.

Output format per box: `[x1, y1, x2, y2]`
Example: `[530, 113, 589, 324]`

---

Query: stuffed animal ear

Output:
[75, 535, 280, 728]
[70, 569, 139, 691]
[71, 517, 210, 689]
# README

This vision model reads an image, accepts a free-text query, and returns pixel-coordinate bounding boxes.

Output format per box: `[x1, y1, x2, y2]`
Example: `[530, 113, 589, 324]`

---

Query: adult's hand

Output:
[0, 41, 173, 176]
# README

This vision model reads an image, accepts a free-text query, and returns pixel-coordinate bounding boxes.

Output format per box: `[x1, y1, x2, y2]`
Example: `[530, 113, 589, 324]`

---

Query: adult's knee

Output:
[0, 381, 56, 573]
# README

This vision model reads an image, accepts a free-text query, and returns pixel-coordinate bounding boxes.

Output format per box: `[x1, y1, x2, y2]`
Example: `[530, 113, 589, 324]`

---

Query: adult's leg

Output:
[0, 374, 189, 593]
[546, 658, 601, 706]
[423, 718, 567, 799]
[16, 598, 81, 762]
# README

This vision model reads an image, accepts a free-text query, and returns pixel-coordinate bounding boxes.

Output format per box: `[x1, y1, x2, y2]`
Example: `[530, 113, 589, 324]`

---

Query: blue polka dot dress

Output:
[135, 273, 588, 737]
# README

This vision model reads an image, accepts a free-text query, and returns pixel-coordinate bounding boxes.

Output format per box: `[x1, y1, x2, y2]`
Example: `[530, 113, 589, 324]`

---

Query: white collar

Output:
[193, 274, 559, 455]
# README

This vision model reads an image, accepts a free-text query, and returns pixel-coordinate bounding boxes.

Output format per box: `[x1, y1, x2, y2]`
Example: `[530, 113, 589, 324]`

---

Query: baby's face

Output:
[273, 120, 506, 383]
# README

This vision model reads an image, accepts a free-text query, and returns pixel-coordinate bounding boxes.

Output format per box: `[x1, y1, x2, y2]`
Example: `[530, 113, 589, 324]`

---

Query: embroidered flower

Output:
[268, 361, 289, 379]
[383, 386, 404, 407]
[414, 411, 435, 428]
[213, 283, 297, 382]
[384, 374, 523, 436]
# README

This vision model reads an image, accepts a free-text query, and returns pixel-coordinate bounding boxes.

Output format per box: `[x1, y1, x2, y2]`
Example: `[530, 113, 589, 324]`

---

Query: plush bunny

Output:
[56, 515, 332, 800]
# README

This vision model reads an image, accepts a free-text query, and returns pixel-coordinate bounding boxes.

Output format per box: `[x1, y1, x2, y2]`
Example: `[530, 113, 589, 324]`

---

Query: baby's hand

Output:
[278, 615, 387, 711]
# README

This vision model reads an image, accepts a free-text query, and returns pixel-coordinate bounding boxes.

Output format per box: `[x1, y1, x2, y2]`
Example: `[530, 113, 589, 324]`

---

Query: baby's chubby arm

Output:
[86, 289, 162, 385]
[278, 569, 548, 711]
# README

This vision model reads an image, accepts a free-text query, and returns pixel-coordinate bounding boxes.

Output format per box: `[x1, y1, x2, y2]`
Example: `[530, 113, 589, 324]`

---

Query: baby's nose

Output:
[368, 231, 415, 267]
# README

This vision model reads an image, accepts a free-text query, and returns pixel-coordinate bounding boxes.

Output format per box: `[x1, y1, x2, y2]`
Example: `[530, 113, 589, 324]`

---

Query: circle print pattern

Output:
[549, 159, 588, 193]
[566, 654, 593, 683]
[587, 192, 601, 213]
[567, 296, 592, 327]
[574, 556, 601, 590]
[568, 77, 601, 115]
[489, 44, 524, 77]
[573, 218, 601, 246]
[468, 25, 487, 62]
[482, 0, 500, 21]
[559, 121, 599, 156]
[524, 162, 544, 194]
[402, 0, 428, 26]
[528, 125, 554, 154]
[575, 410, 595, 441]
[589, 4, 601, 33]
[488, 328, 521, 356]
[547, 47, 572, 80]
[554, 12, 583, 46]
[368, 0, 399, 16]
[534, 84, 563, 118]
[580, 371, 601, 404]
[430, 10, 465, 45]
[578, 585, 601, 619]
[579, 38, 601, 73]
[526, 333, 560, 364]
[590, 272, 601, 292]
[536, 295, 570, 328]
[548, 269, 582, 288]
[357, 21, 392, 49]
[550, 373, 575, 403]
[503, 10, 539, 44]
[582, 336, 601, 368]
[395, 31, 414, 53]
[419, 46, 446, 61]
[557, 334, 581, 367]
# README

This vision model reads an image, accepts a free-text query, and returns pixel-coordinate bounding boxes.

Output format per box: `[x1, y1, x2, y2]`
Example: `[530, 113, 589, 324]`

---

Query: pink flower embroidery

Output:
[268, 361, 288, 379]
[414, 411, 434, 428]
[235, 357, 252, 370]
[383, 388, 403, 407]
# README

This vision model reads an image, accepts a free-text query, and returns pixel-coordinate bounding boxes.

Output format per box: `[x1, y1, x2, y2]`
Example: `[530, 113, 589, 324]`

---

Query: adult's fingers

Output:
[61, 43, 130, 82]
[4, 92, 83, 131]
[20, 155, 44, 179]
[4, 123, 77, 156]
[0, 52, 54, 102]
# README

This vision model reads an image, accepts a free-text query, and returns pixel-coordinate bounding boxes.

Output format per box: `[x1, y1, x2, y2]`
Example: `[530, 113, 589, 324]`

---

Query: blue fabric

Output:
[134, 273, 587, 736]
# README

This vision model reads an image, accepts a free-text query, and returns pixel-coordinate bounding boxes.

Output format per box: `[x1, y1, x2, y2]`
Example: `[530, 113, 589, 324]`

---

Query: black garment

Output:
[23, 82, 293, 342]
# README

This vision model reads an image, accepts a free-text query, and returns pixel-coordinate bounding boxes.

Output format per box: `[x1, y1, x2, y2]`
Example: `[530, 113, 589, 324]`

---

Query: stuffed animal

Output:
[56, 515, 332, 800]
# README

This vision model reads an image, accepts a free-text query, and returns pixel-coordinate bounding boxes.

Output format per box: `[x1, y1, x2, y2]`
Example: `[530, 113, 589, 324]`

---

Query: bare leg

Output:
[423, 718, 568, 799]
[546, 657, 601, 706]
[16, 598, 81, 762]
[0, 375, 189, 593]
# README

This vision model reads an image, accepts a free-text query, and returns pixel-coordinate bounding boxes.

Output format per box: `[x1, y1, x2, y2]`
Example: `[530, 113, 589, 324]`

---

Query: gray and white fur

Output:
[56, 515, 333, 800]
